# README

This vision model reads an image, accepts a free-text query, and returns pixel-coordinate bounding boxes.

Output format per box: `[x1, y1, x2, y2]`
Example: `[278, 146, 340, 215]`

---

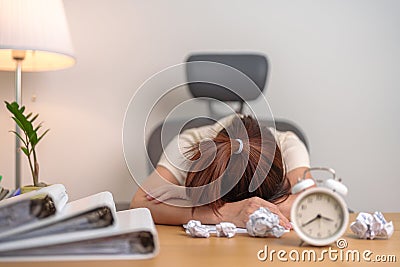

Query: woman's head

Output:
[185, 115, 291, 214]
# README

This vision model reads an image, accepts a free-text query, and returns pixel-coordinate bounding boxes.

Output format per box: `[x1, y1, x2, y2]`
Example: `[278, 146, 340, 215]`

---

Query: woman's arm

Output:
[130, 166, 291, 228]
[276, 166, 313, 219]
[130, 166, 220, 225]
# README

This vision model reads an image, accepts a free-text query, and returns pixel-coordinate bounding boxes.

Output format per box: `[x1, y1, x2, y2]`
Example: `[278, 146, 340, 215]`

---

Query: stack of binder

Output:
[0, 184, 159, 261]
[0, 186, 19, 200]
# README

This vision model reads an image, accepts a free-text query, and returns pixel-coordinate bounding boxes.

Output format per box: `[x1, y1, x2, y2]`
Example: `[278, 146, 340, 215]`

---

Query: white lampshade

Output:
[0, 0, 75, 71]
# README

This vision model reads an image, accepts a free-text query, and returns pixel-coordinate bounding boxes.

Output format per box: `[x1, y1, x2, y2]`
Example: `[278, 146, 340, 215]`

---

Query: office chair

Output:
[146, 53, 309, 173]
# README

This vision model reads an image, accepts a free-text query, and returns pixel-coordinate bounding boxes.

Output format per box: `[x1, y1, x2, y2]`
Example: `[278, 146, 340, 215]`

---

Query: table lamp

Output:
[0, 0, 75, 188]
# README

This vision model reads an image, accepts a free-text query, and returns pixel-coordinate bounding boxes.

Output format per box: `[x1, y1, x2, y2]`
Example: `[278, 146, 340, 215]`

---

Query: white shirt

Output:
[158, 114, 310, 185]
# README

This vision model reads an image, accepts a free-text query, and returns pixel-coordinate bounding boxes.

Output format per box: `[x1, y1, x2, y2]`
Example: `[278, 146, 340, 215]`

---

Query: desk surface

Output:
[4, 213, 399, 267]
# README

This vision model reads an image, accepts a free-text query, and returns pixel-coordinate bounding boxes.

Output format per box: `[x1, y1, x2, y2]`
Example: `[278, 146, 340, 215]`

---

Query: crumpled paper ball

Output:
[185, 220, 210, 238]
[350, 212, 394, 239]
[246, 207, 287, 238]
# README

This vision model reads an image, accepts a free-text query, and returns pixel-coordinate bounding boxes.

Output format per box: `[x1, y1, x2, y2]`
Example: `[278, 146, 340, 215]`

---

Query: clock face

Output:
[291, 187, 349, 246]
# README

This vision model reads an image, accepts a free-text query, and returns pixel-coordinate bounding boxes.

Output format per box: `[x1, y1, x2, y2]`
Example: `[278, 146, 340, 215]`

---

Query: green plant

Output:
[5, 101, 49, 187]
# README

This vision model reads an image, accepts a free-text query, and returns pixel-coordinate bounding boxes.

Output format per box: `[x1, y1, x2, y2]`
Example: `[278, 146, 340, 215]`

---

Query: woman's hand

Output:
[218, 197, 292, 229]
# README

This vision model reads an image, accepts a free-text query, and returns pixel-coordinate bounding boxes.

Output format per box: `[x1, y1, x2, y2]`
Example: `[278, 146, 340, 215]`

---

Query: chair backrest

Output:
[146, 53, 309, 173]
[186, 54, 268, 103]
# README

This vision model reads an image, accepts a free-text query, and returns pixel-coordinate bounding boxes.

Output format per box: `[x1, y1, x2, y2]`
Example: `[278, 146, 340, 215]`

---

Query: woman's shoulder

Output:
[180, 113, 244, 141]
[214, 113, 244, 130]
[269, 128, 302, 143]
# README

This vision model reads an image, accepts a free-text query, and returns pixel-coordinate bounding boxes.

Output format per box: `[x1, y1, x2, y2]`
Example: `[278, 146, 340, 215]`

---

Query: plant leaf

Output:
[29, 131, 38, 146]
[6, 101, 34, 134]
[21, 147, 30, 156]
[9, 131, 28, 147]
[30, 114, 39, 123]
[34, 123, 43, 132]
[12, 117, 25, 132]
[37, 129, 50, 144]
[5, 101, 17, 112]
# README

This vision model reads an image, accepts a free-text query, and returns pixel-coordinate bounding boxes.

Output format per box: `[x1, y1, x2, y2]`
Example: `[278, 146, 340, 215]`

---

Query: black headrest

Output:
[186, 53, 268, 102]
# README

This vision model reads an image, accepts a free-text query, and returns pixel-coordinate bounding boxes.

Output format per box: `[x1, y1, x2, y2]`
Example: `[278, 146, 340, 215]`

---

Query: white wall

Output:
[0, 0, 399, 211]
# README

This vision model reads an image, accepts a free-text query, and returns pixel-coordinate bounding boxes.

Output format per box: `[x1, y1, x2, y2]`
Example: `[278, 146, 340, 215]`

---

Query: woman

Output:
[130, 114, 311, 228]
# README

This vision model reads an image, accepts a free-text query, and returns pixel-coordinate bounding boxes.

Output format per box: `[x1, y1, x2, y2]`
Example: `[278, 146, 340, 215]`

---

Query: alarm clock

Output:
[290, 167, 349, 246]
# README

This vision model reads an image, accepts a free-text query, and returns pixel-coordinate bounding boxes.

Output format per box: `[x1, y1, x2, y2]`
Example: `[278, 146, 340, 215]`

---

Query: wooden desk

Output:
[4, 213, 399, 267]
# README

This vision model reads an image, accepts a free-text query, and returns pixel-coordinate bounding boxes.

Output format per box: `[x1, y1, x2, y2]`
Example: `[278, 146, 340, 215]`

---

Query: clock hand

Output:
[320, 215, 334, 222]
[301, 214, 321, 227]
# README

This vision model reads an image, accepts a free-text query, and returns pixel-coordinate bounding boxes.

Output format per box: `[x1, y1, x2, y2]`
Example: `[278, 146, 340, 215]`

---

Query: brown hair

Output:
[185, 115, 291, 215]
